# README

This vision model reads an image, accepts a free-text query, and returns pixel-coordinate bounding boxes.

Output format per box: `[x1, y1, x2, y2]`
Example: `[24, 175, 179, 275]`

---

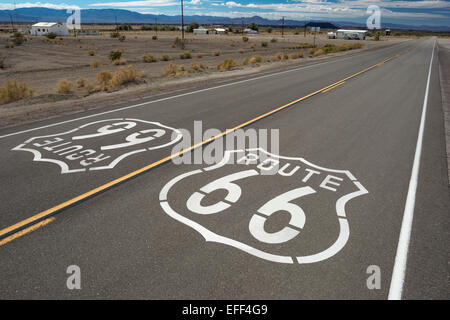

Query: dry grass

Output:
[163, 62, 204, 77]
[0, 80, 35, 104]
[163, 63, 179, 76]
[112, 59, 126, 65]
[161, 54, 170, 61]
[248, 55, 263, 64]
[217, 59, 238, 71]
[57, 79, 73, 94]
[142, 54, 157, 63]
[290, 52, 301, 59]
[90, 60, 101, 68]
[96, 70, 113, 90]
[213, 50, 221, 56]
[314, 49, 325, 56]
[76, 78, 88, 88]
[109, 65, 144, 89]
[180, 52, 192, 59]
[88, 50, 95, 56]
[238, 48, 245, 54]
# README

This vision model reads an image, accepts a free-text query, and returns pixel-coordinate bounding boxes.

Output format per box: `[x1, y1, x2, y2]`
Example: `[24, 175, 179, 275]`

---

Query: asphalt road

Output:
[0, 37, 448, 299]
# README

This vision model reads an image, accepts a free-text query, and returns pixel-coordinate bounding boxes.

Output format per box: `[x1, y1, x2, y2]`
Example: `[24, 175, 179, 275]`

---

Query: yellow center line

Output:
[0, 41, 420, 245]
[322, 81, 345, 93]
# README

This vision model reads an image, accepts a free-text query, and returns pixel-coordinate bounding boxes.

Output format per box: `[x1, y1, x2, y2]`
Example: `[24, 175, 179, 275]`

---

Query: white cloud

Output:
[90, 0, 177, 7]
[0, 2, 79, 10]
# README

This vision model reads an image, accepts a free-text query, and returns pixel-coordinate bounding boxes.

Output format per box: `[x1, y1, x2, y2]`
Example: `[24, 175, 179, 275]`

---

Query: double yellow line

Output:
[0, 42, 418, 246]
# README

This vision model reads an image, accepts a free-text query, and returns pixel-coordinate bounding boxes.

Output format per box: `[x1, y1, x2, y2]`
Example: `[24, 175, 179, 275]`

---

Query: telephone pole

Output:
[181, 0, 185, 49]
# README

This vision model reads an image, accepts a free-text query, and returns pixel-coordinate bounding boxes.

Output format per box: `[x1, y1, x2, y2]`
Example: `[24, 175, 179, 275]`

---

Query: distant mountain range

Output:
[1, 8, 449, 31]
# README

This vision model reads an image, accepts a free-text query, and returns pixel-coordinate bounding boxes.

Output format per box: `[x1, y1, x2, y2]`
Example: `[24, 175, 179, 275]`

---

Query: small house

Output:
[30, 22, 69, 36]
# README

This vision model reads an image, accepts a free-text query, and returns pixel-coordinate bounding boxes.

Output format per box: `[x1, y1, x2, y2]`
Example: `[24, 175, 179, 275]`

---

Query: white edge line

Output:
[388, 38, 435, 300]
[0, 41, 410, 140]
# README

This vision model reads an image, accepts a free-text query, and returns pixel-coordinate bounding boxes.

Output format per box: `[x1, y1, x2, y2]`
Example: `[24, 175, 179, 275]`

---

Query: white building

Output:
[214, 28, 227, 35]
[30, 22, 69, 36]
[193, 27, 209, 35]
[336, 29, 367, 40]
[327, 32, 336, 39]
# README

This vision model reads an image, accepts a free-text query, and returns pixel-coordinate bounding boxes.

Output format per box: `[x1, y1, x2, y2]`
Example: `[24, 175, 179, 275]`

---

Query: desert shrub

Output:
[0, 56, 4, 69]
[109, 50, 122, 61]
[270, 38, 277, 43]
[261, 42, 268, 47]
[242, 57, 250, 65]
[119, 35, 126, 42]
[374, 32, 381, 41]
[294, 43, 314, 49]
[109, 65, 143, 89]
[281, 53, 289, 61]
[267, 27, 273, 33]
[90, 60, 100, 68]
[141, 25, 152, 31]
[217, 59, 237, 71]
[270, 52, 283, 61]
[290, 53, 300, 59]
[0, 80, 34, 104]
[238, 48, 245, 54]
[196, 53, 203, 58]
[314, 49, 325, 56]
[11, 32, 24, 46]
[163, 63, 179, 76]
[88, 50, 95, 56]
[152, 35, 158, 40]
[191, 62, 205, 72]
[213, 50, 221, 56]
[110, 31, 120, 38]
[323, 44, 337, 53]
[173, 37, 183, 47]
[308, 48, 315, 55]
[118, 24, 133, 31]
[242, 36, 249, 42]
[76, 78, 87, 88]
[248, 55, 263, 64]
[96, 70, 113, 87]
[161, 54, 170, 61]
[352, 42, 363, 49]
[112, 59, 125, 65]
[180, 51, 192, 59]
[142, 54, 157, 63]
[46, 32, 57, 39]
[57, 79, 73, 94]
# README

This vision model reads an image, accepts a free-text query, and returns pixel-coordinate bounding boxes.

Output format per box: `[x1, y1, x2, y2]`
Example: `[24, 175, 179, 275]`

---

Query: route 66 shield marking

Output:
[12, 118, 182, 174]
[160, 148, 368, 264]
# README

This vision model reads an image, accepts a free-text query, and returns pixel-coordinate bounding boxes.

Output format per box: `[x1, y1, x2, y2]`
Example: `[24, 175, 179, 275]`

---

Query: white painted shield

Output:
[160, 148, 368, 264]
[12, 118, 182, 174]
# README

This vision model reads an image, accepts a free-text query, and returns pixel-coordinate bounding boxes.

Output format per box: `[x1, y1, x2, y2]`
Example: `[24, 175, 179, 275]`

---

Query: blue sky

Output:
[1, 1, 450, 26]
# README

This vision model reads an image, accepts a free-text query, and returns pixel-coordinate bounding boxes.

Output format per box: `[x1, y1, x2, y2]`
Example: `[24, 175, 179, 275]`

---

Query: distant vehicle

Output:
[327, 32, 336, 39]
[244, 28, 259, 34]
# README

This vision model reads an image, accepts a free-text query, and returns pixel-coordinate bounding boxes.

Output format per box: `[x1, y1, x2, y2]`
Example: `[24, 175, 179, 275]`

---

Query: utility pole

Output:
[181, 0, 185, 49]
[155, 17, 158, 37]
[282, 16, 284, 38]
[9, 14, 15, 32]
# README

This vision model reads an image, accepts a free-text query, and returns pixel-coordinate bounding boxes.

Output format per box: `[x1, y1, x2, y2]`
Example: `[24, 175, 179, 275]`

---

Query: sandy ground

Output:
[0, 30, 408, 127]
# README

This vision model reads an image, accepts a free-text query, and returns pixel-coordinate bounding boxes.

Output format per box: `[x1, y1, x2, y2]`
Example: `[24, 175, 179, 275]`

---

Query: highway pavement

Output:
[0, 37, 448, 299]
